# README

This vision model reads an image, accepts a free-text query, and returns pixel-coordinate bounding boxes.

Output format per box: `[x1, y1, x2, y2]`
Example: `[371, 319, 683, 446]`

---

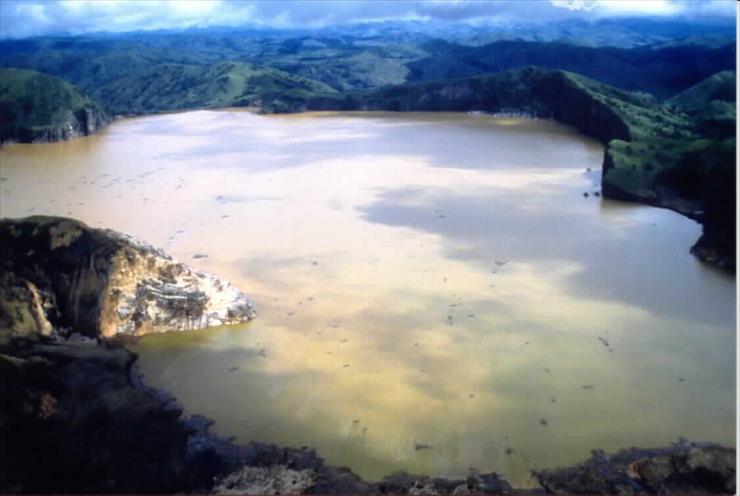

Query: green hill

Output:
[0, 62, 338, 140]
[83, 61, 337, 116]
[667, 71, 736, 137]
[668, 70, 735, 111]
[0, 68, 109, 143]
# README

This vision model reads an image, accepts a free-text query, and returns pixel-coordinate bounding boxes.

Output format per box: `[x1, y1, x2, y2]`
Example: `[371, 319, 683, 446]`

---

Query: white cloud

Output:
[550, 0, 598, 11]
[0, 0, 735, 39]
[550, 0, 735, 17]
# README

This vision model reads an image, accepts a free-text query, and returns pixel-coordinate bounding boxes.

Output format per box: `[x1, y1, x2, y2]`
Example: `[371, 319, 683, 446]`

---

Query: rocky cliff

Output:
[0, 68, 109, 144]
[306, 67, 631, 145]
[536, 443, 735, 494]
[0, 217, 256, 337]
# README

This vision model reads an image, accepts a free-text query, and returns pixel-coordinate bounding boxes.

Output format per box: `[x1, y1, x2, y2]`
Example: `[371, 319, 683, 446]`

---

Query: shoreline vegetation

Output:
[0, 216, 734, 494]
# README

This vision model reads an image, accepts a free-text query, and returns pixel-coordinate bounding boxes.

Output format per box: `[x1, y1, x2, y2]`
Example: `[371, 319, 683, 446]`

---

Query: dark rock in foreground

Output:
[536, 444, 735, 494]
[0, 335, 514, 494]
[0, 216, 256, 337]
[0, 334, 734, 494]
[0, 335, 190, 493]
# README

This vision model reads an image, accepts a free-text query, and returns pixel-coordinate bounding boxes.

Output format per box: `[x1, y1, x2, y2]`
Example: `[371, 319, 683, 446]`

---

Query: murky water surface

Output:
[1, 111, 734, 486]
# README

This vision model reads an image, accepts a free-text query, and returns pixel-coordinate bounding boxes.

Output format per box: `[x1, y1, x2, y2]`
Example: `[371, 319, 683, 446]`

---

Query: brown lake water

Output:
[0, 111, 735, 486]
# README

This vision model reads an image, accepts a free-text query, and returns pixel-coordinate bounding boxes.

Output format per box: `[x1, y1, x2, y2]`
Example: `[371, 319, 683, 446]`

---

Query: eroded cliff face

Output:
[307, 68, 632, 146]
[0, 68, 112, 145]
[0, 217, 256, 337]
[0, 270, 53, 335]
[26, 106, 110, 143]
[1, 105, 109, 144]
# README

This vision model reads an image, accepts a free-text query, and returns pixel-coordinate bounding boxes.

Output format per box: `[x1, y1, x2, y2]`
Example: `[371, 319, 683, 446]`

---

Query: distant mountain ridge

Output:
[405, 40, 735, 99]
[0, 28, 734, 99]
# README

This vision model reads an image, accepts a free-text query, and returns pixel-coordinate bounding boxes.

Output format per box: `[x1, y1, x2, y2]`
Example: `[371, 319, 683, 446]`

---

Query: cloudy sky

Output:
[0, 0, 736, 39]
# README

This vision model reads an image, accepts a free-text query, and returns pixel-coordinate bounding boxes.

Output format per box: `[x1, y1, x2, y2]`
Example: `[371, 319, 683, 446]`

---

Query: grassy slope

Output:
[567, 72, 700, 203]
[598, 71, 735, 209]
[668, 70, 736, 110]
[0, 68, 107, 141]
[94, 61, 337, 115]
[565, 70, 735, 269]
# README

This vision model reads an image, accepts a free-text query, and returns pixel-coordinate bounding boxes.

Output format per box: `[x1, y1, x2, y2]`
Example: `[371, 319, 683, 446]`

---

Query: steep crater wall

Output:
[0, 217, 256, 337]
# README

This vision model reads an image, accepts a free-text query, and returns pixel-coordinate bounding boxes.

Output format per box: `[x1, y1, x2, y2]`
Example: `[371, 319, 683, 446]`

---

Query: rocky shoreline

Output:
[0, 332, 734, 494]
[0, 216, 256, 338]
